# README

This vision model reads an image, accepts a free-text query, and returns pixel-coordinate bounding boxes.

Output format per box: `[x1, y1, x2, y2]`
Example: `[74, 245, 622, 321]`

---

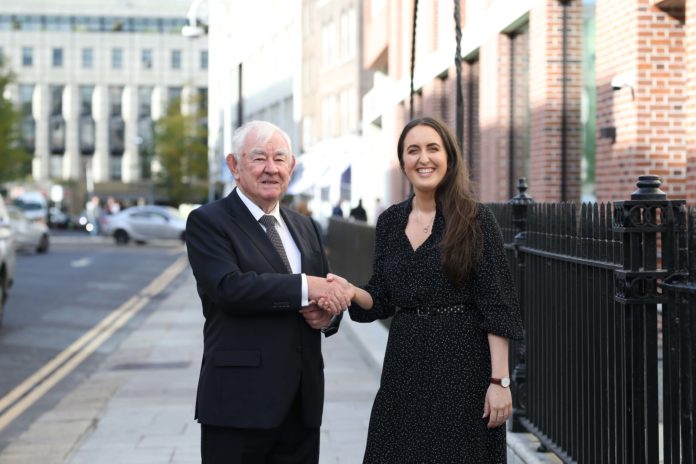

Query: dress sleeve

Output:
[473, 205, 524, 340]
[348, 212, 397, 322]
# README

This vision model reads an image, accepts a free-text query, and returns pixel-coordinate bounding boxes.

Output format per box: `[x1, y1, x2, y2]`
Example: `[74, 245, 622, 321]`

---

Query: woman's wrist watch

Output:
[490, 377, 511, 388]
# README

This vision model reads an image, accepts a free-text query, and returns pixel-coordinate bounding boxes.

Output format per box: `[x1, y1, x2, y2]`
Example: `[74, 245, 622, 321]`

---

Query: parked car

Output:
[8, 206, 50, 253]
[0, 196, 16, 326]
[12, 192, 48, 223]
[102, 205, 186, 244]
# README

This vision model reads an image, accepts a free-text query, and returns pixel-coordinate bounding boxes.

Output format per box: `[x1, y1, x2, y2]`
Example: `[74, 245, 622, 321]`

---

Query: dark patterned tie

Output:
[259, 215, 292, 273]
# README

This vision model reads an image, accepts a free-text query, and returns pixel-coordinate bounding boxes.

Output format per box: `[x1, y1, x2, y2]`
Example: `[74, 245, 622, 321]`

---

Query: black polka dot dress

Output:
[349, 197, 524, 464]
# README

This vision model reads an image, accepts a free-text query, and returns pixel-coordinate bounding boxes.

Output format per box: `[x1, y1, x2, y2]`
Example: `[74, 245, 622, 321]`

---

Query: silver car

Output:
[0, 196, 16, 326]
[8, 206, 50, 253]
[102, 205, 187, 245]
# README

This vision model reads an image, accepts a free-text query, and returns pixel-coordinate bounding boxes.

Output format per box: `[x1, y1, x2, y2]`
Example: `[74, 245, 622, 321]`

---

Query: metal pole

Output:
[559, 0, 569, 202]
[409, 0, 419, 120]
[454, 0, 464, 153]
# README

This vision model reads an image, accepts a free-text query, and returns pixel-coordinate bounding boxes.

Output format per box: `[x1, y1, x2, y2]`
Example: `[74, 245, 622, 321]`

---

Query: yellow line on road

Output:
[0, 255, 189, 433]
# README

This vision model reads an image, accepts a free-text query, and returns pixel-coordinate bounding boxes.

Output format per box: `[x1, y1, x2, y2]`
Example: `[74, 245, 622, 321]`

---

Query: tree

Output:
[153, 96, 208, 205]
[0, 61, 32, 182]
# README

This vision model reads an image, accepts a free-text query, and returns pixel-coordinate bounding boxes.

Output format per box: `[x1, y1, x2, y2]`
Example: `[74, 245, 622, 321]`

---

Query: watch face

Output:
[501, 377, 511, 388]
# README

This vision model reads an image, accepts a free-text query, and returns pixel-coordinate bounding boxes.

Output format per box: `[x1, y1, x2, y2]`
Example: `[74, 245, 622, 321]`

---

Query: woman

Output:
[327, 117, 523, 463]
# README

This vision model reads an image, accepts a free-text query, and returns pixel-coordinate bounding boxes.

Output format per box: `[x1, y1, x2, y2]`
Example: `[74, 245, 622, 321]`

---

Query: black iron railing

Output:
[490, 175, 695, 464]
[326, 175, 696, 463]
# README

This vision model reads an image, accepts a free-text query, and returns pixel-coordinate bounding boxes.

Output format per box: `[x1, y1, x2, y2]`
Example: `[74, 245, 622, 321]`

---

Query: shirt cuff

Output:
[301, 273, 309, 306]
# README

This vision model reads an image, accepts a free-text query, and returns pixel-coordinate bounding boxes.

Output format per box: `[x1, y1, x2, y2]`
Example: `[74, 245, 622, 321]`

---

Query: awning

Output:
[287, 136, 360, 195]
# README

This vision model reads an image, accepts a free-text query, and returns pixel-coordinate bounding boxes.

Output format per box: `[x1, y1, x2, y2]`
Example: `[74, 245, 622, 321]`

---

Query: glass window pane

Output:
[112, 48, 123, 69]
[171, 50, 181, 69]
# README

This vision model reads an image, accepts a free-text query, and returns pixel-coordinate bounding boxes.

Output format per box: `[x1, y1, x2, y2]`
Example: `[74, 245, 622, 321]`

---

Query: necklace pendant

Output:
[423, 226, 429, 233]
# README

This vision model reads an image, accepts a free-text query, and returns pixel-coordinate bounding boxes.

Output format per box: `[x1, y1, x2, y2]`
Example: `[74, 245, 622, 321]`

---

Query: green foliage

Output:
[0, 63, 32, 182]
[153, 96, 208, 204]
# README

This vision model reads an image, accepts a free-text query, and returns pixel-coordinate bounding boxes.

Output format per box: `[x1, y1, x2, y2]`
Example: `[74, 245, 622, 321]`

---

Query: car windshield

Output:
[15, 202, 43, 211]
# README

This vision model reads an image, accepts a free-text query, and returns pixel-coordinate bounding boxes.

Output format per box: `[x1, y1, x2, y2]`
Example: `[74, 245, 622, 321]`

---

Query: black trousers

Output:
[200, 391, 320, 464]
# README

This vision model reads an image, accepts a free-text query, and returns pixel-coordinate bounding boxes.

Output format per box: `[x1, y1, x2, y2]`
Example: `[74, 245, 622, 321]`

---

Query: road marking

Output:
[70, 257, 92, 268]
[0, 255, 189, 433]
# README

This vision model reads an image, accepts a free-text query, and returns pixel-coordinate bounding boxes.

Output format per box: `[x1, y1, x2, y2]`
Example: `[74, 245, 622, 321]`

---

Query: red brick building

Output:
[360, 0, 695, 206]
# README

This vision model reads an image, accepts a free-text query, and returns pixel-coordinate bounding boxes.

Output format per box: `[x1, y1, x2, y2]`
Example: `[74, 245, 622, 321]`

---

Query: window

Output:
[167, 86, 182, 112]
[200, 50, 208, 70]
[321, 94, 336, 138]
[138, 86, 153, 118]
[141, 49, 153, 69]
[49, 85, 65, 154]
[79, 85, 95, 155]
[22, 47, 33, 67]
[112, 48, 123, 69]
[171, 49, 182, 69]
[19, 85, 35, 151]
[19, 84, 33, 114]
[339, 88, 356, 133]
[321, 21, 336, 67]
[79, 86, 94, 116]
[82, 48, 93, 68]
[52, 48, 63, 67]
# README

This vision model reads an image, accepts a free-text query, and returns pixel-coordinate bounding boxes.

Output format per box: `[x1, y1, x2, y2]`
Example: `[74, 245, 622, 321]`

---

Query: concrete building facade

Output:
[207, 0, 300, 199]
[0, 0, 207, 201]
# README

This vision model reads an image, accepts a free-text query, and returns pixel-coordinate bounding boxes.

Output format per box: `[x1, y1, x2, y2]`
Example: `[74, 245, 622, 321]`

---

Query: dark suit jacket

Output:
[186, 189, 338, 429]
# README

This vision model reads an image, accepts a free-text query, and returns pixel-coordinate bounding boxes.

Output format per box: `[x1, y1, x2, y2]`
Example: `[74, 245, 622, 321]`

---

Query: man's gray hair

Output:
[230, 121, 293, 160]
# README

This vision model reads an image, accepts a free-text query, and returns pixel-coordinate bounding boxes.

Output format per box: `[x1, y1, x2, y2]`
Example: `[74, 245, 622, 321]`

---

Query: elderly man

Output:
[186, 121, 349, 463]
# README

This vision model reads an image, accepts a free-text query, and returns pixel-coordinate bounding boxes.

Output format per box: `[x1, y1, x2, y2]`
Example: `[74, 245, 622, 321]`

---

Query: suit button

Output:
[296, 346, 303, 352]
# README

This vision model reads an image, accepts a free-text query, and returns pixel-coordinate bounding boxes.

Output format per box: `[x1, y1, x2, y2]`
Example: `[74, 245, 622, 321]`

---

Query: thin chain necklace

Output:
[415, 208, 435, 234]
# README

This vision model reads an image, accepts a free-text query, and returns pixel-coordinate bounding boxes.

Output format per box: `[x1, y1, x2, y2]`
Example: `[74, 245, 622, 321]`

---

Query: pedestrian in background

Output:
[323, 117, 524, 463]
[349, 198, 367, 221]
[185, 120, 351, 464]
[332, 201, 343, 218]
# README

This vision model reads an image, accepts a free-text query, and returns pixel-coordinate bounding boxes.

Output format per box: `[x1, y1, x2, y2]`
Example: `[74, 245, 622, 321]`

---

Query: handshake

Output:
[301, 273, 355, 330]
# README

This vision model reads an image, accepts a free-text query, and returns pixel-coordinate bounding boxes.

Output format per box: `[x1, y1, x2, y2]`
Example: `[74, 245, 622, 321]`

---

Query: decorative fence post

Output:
[509, 178, 534, 432]
[612, 175, 681, 463]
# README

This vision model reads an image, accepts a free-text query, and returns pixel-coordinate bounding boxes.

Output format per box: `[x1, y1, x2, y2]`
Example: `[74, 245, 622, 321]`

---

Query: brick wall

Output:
[528, 0, 583, 202]
[595, 0, 686, 201]
[686, 0, 696, 202]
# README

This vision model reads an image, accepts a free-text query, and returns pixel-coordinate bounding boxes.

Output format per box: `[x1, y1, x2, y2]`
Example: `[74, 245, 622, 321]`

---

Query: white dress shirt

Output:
[236, 188, 309, 306]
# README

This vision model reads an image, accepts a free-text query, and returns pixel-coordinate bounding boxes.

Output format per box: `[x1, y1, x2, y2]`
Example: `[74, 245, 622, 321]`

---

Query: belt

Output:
[398, 304, 468, 317]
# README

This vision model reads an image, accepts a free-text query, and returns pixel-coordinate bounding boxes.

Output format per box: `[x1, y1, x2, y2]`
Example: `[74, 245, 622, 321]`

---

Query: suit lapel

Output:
[225, 189, 289, 273]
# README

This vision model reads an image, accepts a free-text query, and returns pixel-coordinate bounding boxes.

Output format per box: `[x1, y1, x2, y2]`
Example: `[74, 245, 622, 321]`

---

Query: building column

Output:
[151, 85, 166, 122]
[31, 84, 50, 181]
[121, 85, 139, 182]
[478, 35, 509, 202]
[92, 85, 110, 182]
[527, 0, 583, 202]
[150, 86, 166, 178]
[62, 84, 81, 180]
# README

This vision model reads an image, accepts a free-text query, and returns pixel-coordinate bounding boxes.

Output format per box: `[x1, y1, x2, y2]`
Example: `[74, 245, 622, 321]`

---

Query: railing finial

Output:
[631, 175, 666, 200]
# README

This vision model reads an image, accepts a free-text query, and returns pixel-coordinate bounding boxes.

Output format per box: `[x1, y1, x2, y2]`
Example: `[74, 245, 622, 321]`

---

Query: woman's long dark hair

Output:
[397, 117, 481, 286]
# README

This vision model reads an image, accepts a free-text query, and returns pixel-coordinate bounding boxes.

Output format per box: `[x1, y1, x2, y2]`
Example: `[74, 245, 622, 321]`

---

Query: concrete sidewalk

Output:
[0, 266, 560, 463]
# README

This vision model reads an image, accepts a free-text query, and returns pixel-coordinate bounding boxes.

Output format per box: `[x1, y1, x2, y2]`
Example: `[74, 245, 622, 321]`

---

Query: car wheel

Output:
[114, 229, 130, 244]
[37, 234, 50, 253]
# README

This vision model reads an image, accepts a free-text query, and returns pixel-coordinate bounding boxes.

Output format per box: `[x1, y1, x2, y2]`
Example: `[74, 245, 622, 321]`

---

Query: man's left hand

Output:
[299, 304, 334, 330]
